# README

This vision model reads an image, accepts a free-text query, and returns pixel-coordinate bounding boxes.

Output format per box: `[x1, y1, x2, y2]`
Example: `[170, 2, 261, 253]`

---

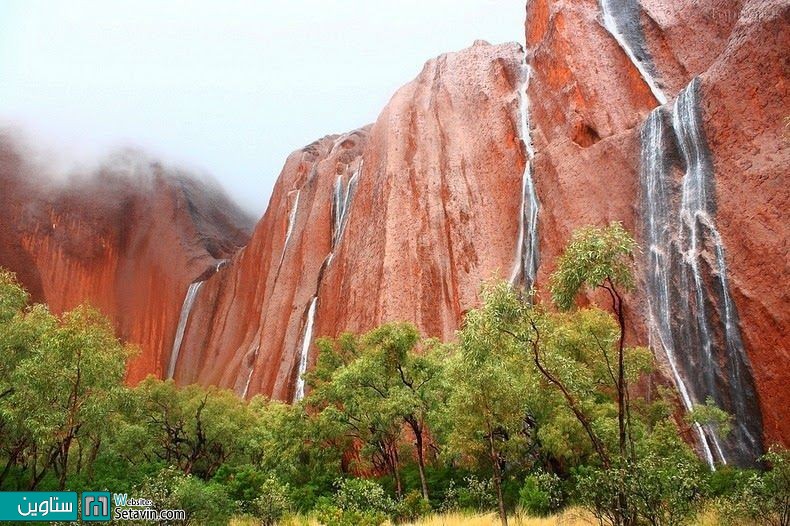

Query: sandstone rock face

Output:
[173, 42, 528, 401]
[524, 0, 788, 458]
[0, 140, 253, 382]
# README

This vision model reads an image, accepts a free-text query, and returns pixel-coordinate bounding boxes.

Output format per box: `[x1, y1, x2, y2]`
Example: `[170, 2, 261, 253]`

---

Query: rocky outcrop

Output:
[170, 0, 788, 460]
[172, 42, 528, 400]
[0, 139, 253, 382]
[524, 0, 788, 458]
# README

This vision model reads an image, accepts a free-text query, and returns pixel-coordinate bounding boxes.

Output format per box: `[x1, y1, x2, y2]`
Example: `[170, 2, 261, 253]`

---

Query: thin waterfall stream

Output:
[509, 47, 540, 290]
[599, 0, 667, 105]
[167, 281, 204, 379]
[292, 159, 364, 402]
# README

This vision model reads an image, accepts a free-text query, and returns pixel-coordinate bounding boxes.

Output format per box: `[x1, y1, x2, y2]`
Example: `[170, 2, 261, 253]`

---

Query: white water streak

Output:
[673, 78, 733, 464]
[277, 190, 301, 271]
[293, 297, 318, 402]
[600, 0, 667, 105]
[509, 49, 540, 288]
[641, 109, 717, 469]
[167, 281, 204, 379]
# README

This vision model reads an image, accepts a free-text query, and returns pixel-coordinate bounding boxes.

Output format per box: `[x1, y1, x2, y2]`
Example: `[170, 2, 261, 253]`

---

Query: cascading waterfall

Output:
[293, 297, 318, 402]
[277, 190, 301, 272]
[241, 346, 259, 399]
[509, 48, 540, 290]
[293, 159, 364, 402]
[639, 77, 764, 466]
[331, 159, 362, 251]
[167, 281, 204, 379]
[599, 0, 667, 105]
[640, 108, 718, 468]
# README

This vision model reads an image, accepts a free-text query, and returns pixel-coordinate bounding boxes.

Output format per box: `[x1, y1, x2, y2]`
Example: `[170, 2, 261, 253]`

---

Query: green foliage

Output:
[307, 323, 446, 500]
[0, 216, 783, 526]
[456, 475, 498, 513]
[252, 476, 291, 526]
[519, 471, 563, 517]
[0, 269, 136, 490]
[550, 222, 637, 310]
[132, 378, 257, 479]
[315, 478, 395, 526]
[174, 476, 237, 525]
[716, 447, 790, 526]
[395, 490, 432, 522]
[686, 397, 734, 438]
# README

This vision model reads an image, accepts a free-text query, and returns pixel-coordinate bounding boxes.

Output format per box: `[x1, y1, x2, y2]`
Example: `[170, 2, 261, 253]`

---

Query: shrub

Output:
[717, 447, 789, 526]
[457, 475, 498, 513]
[173, 476, 237, 525]
[333, 477, 395, 516]
[395, 490, 432, 523]
[314, 478, 395, 526]
[252, 476, 291, 526]
[519, 471, 563, 517]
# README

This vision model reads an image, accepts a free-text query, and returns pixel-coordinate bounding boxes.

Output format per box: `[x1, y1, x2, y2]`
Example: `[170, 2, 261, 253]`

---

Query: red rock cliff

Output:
[173, 41, 527, 400]
[524, 0, 788, 458]
[1, 0, 786, 463]
[0, 140, 253, 382]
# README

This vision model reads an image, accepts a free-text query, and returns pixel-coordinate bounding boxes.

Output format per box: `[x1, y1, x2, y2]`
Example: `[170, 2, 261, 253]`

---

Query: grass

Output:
[230, 508, 597, 525]
[229, 507, 734, 525]
[401, 509, 595, 525]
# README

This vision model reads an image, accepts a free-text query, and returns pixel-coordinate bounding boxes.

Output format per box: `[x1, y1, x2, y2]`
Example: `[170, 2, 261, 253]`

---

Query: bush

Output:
[314, 478, 395, 526]
[519, 471, 563, 517]
[252, 476, 291, 526]
[174, 476, 237, 525]
[395, 490, 432, 522]
[213, 464, 269, 509]
[716, 447, 789, 526]
[457, 475, 498, 513]
[333, 477, 395, 516]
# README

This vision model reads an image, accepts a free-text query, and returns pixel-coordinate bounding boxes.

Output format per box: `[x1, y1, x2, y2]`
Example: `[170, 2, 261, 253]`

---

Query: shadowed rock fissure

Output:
[640, 78, 764, 467]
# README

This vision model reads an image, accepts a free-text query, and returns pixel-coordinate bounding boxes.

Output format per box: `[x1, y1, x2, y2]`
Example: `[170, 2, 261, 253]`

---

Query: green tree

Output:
[306, 324, 445, 501]
[0, 275, 134, 489]
[133, 379, 256, 479]
[445, 283, 538, 526]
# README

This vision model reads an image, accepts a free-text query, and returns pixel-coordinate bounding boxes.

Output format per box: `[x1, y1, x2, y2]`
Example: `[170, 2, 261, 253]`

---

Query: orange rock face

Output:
[173, 41, 528, 401]
[0, 140, 252, 382]
[524, 0, 788, 457]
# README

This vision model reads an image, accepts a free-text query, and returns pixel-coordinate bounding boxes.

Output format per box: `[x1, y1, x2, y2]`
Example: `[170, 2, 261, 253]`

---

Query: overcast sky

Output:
[0, 1, 525, 214]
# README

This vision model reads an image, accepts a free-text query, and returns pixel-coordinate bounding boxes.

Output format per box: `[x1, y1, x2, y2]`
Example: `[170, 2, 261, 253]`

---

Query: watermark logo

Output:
[82, 491, 111, 522]
[0, 492, 78, 522]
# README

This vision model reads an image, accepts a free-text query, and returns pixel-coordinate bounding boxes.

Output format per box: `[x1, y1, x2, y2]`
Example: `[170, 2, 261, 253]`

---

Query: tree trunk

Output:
[407, 417, 430, 501]
[391, 446, 403, 499]
[488, 433, 507, 526]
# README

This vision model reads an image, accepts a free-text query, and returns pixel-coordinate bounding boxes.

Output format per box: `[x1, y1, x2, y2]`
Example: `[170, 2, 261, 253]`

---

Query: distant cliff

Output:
[0, 140, 253, 382]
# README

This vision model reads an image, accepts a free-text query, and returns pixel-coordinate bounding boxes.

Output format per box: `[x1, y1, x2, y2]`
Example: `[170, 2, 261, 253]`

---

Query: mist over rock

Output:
[0, 136, 253, 382]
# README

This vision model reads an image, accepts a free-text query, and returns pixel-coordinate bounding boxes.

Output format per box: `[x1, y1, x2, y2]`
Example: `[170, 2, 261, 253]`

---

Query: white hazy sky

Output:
[0, 1, 525, 214]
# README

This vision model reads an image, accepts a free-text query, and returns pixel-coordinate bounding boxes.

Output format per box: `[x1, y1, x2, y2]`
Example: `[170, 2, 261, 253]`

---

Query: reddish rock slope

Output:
[1, 0, 785, 463]
[0, 139, 253, 382]
[173, 42, 528, 400]
[524, 0, 788, 455]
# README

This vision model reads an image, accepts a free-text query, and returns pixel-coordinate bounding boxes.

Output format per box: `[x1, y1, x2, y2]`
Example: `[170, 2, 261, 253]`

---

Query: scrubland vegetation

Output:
[0, 225, 786, 525]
